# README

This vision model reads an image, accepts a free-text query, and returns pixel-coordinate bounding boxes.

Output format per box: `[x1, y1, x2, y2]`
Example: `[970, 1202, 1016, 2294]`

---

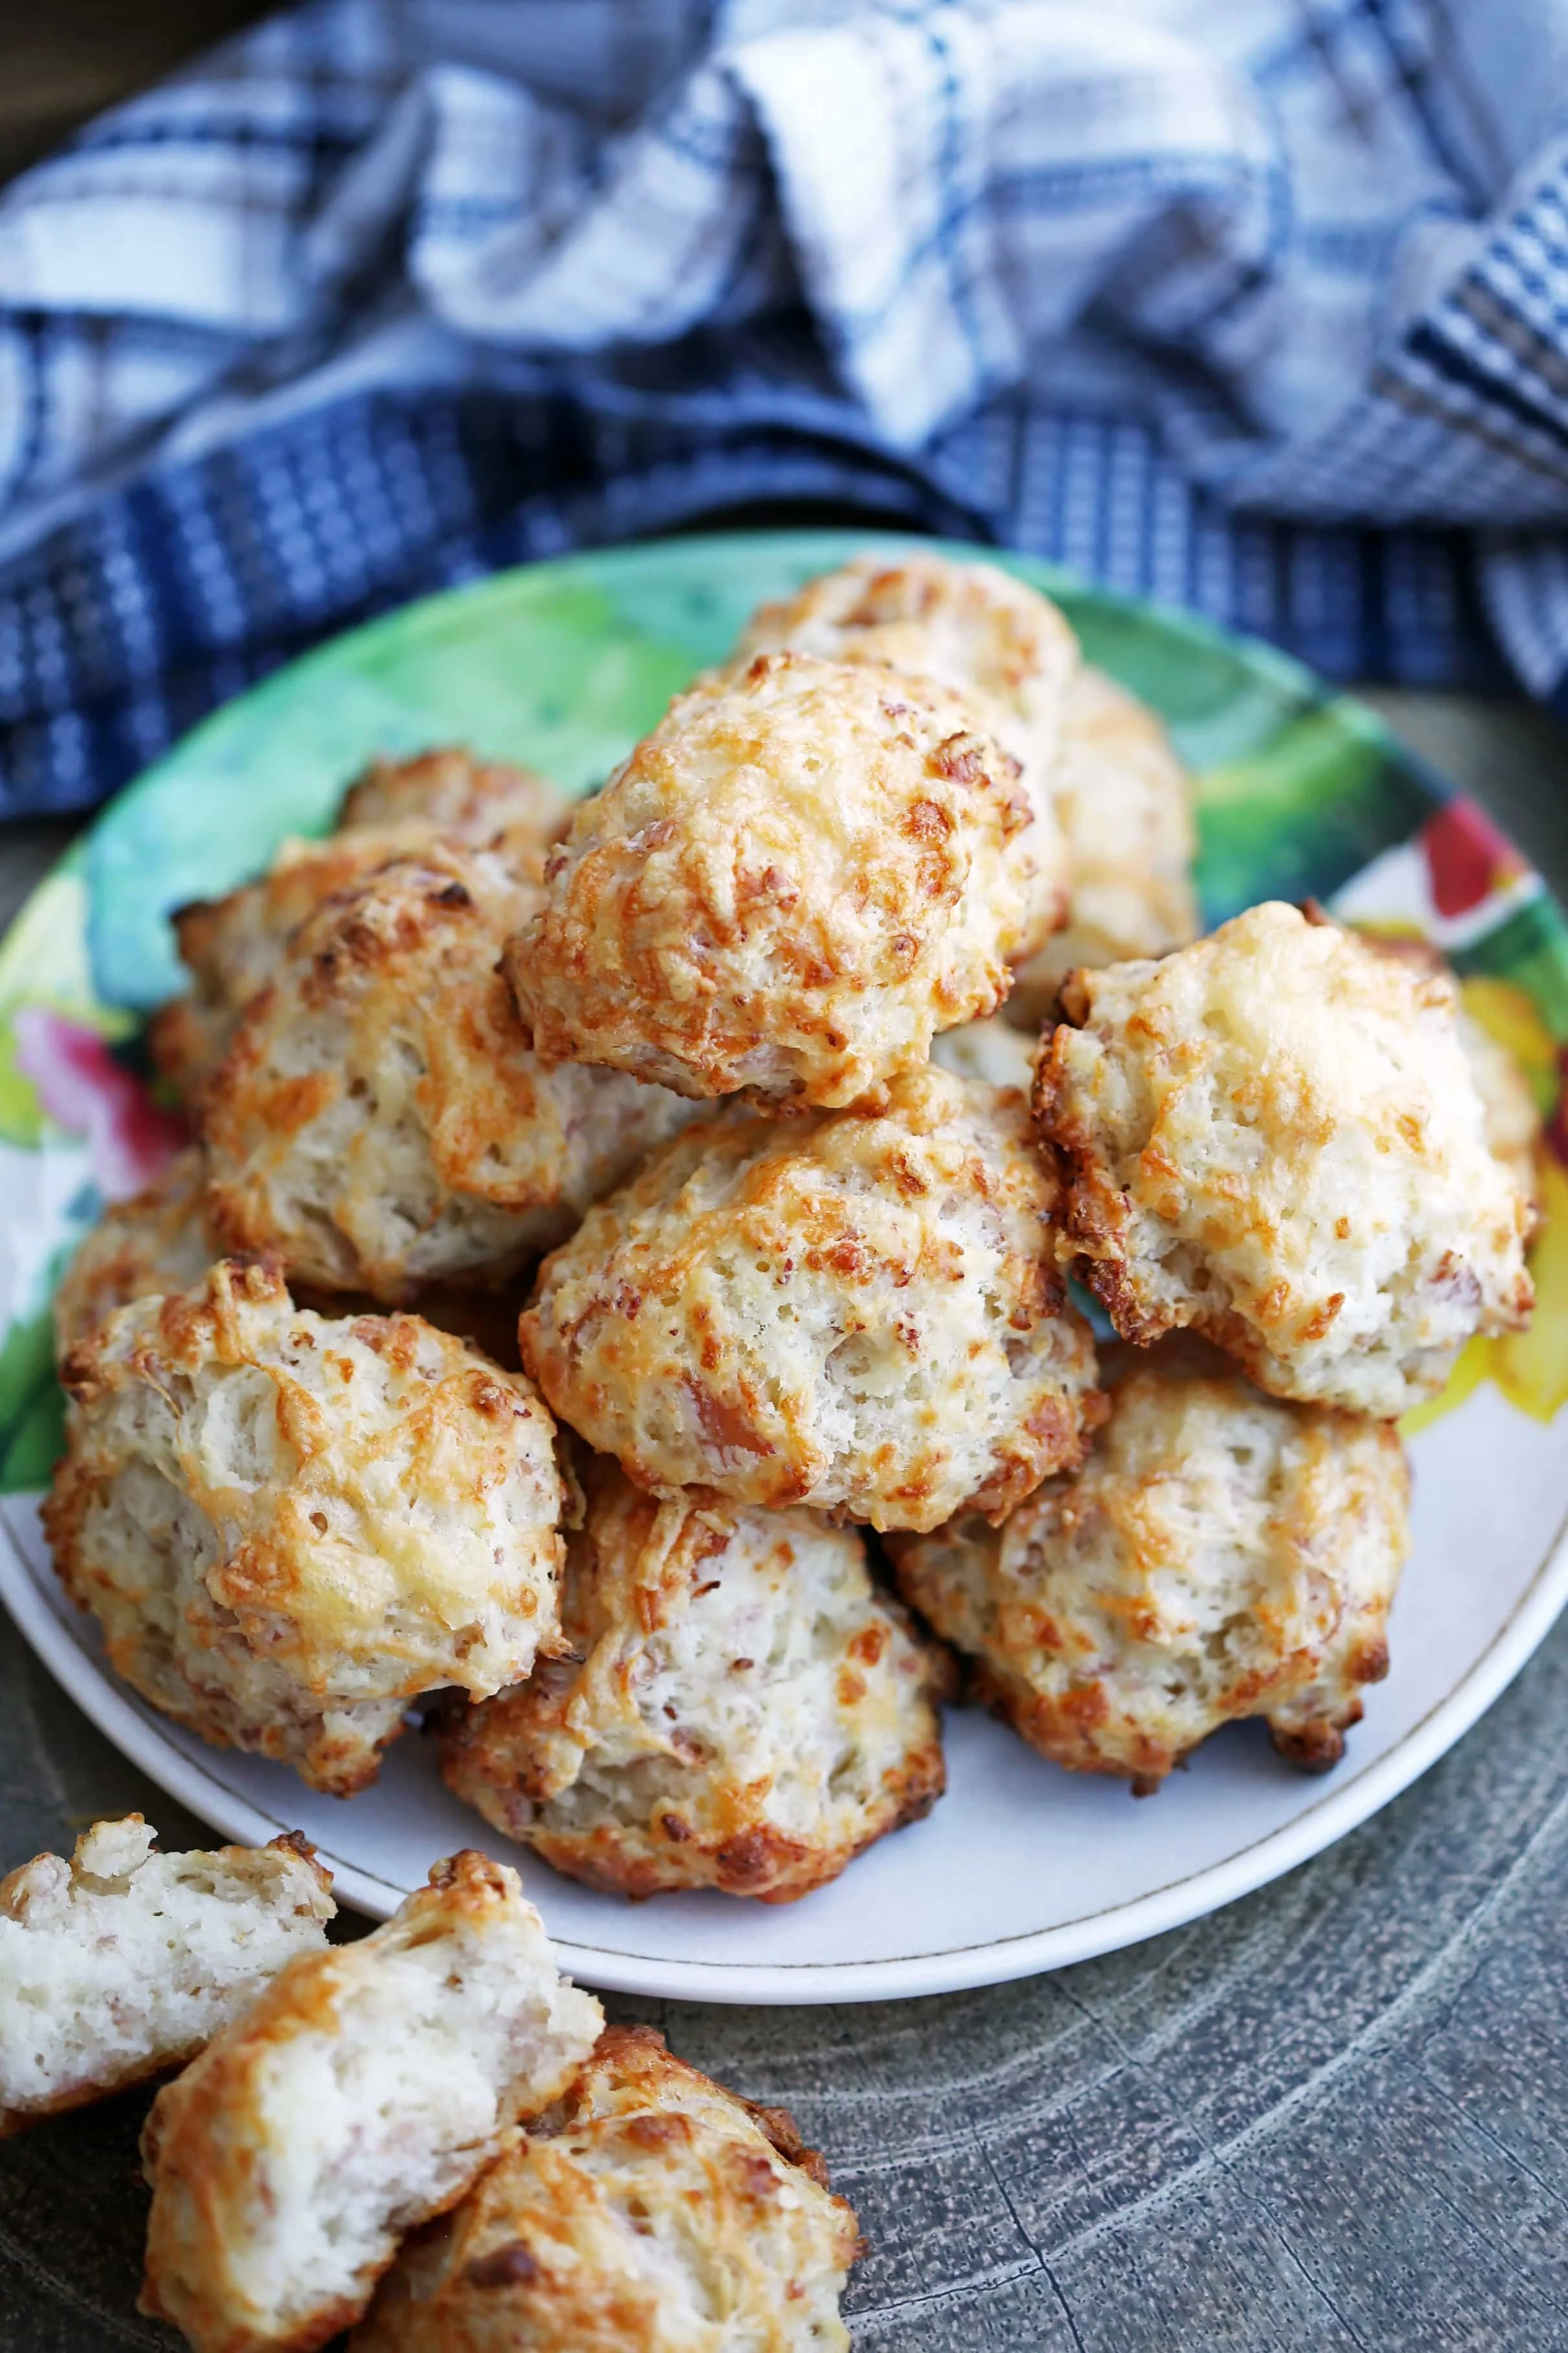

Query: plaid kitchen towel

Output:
[3, 0, 1568, 814]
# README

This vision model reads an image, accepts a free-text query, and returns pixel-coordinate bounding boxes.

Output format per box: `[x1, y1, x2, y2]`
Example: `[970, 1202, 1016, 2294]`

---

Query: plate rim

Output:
[75, 524, 1457, 849]
[6, 1496, 1565, 2005]
[1, 530, 1562, 2003]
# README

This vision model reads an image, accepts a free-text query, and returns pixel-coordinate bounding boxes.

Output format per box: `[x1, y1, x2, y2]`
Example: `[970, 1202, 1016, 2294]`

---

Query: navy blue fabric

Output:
[0, 376, 1507, 818]
[1, 0, 1565, 816]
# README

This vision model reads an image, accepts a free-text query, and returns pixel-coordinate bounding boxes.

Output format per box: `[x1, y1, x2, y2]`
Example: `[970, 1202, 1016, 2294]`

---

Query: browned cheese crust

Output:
[43, 1260, 567, 1795]
[52, 1145, 217, 1362]
[892, 1341, 1410, 1789]
[1354, 922, 1547, 1226]
[1033, 900, 1534, 1413]
[521, 1065, 1103, 1532]
[442, 1455, 950, 1900]
[351, 2026, 862, 2353]
[202, 840, 694, 1301]
[139, 1852, 603, 2353]
[151, 750, 567, 1097]
[505, 650, 1037, 1110]
[334, 747, 567, 839]
[734, 550, 1077, 957]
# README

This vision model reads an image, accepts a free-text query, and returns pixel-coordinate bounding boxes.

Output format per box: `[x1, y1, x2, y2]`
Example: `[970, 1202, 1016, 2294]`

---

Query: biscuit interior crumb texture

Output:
[441, 1458, 949, 1900]
[52, 1145, 218, 1364]
[151, 751, 568, 1097]
[1035, 900, 1535, 1412]
[43, 1259, 566, 1795]
[1006, 662, 1201, 1021]
[0, 1818, 333, 2135]
[140, 1853, 604, 2353]
[893, 1345, 1410, 1787]
[350, 2025, 859, 2353]
[505, 650, 1039, 1109]
[202, 840, 695, 1300]
[736, 551, 1075, 956]
[522, 1065, 1102, 1532]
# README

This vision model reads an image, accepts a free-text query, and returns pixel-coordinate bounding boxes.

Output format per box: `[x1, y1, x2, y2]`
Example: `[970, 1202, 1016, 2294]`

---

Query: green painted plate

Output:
[0, 530, 1565, 2003]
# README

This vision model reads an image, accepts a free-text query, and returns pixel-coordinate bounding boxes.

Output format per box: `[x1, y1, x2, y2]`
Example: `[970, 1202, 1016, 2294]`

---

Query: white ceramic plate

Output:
[1, 531, 1564, 2004]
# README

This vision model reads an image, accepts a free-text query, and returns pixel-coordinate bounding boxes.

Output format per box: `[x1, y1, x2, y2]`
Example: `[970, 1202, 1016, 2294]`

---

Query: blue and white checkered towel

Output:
[4, 0, 1568, 815]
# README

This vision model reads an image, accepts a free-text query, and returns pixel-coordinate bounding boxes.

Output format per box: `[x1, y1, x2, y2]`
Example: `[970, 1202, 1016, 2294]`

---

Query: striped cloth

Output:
[3, 0, 1568, 814]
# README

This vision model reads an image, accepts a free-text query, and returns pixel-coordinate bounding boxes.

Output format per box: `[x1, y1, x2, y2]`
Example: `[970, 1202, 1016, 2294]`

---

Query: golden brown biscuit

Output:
[43, 1259, 567, 1794]
[0, 1817, 333, 2137]
[1035, 900, 1534, 1412]
[442, 1456, 950, 1900]
[151, 828, 440, 1100]
[151, 751, 566, 1097]
[893, 1342, 1408, 1789]
[505, 651, 1036, 1110]
[202, 841, 696, 1301]
[1460, 1004, 1545, 1220]
[1008, 663, 1201, 1022]
[1354, 926, 1546, 1224]
[522, 1066, 1102, 1532]
[140, 1852, 603, 2353]
[334, 746, 566, 840]
[351, 2025, 860, 2353]
[53, 1145, 535, 1373]
[52, 1145, 217, 1362]
[736, 551, 1075, 955]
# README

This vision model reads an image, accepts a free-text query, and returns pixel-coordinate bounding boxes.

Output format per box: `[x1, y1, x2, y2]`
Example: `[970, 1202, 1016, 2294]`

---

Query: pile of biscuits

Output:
[0, 1819, 859, 2348]
[45, 551, 1542, 1899]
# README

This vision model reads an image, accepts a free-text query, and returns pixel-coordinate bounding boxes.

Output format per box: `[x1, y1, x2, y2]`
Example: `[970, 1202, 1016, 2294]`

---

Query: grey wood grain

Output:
[0, 687, 1563, 2350]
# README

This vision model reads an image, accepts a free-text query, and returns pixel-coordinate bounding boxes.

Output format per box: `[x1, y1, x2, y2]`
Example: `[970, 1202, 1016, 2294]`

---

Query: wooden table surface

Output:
[4, 16, 1568, 2353]
[0, 3, 271, 186]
